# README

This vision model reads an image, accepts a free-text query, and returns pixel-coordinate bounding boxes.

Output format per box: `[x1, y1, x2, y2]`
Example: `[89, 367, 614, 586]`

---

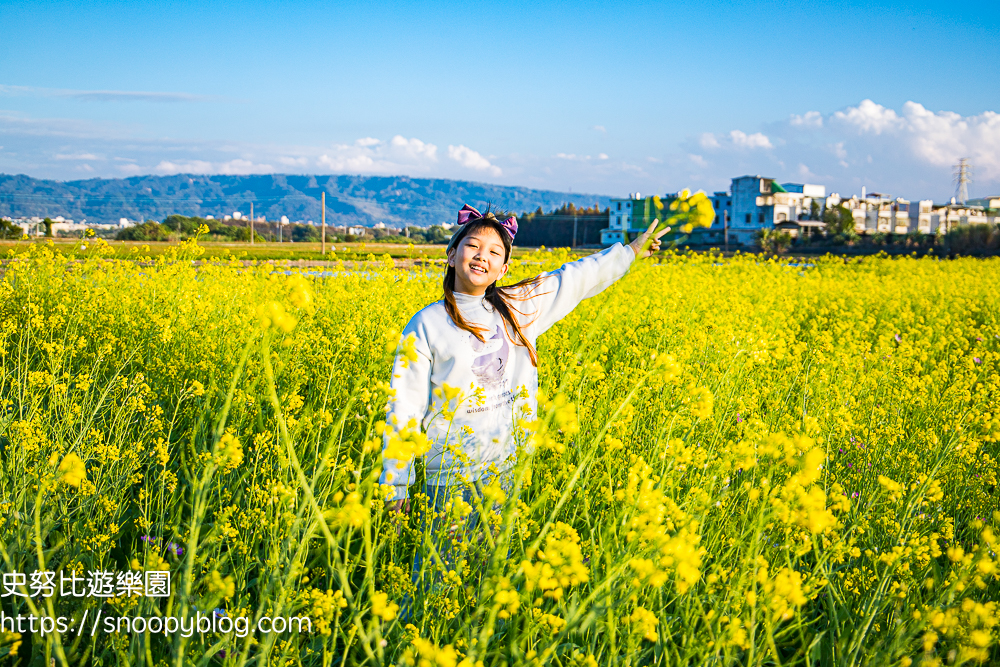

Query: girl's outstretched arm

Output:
[524, 221, 666, 335]
[379, 323, 433, 507]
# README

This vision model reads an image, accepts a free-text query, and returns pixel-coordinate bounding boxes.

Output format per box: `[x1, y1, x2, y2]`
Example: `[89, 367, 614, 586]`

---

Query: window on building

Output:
[617, 202, 621, 211]
[616, 216, 621, 226]
[745, 213, 751, 224]
[758, 212, 765, 224]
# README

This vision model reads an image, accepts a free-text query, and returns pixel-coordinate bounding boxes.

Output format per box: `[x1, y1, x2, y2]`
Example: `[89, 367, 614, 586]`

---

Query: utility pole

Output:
[321, 192, 326, 255]
[724, 210, 729, 253]
[572, 214, 578, 249]
[250, 202, 254, 245]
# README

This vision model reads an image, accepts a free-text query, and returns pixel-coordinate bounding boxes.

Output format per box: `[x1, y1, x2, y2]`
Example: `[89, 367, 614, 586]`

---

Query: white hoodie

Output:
[379, 243, 635, 501]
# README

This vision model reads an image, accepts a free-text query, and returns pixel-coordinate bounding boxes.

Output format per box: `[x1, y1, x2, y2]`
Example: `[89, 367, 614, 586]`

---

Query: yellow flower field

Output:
[0, 238, 998, 666]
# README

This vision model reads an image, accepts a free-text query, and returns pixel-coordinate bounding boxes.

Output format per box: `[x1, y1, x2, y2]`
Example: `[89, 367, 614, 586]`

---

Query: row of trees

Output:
[513, 203, 608, 247]
[111, 209, 608, 247]
[0, 218, 56, 239]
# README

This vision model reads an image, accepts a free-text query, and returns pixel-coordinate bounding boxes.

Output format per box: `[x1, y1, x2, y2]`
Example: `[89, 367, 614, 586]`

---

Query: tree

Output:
[115, 221, 171, 241]
[755, 228, 792, 254]
[809, 200, 821, 221]
[0, 219, 24, 240]
[43, 217, 54, 237]
[823, 204, 856, 239]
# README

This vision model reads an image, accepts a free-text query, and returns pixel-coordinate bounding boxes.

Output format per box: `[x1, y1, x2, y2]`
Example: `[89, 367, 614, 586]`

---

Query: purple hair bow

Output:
[456, 204, 518, 240]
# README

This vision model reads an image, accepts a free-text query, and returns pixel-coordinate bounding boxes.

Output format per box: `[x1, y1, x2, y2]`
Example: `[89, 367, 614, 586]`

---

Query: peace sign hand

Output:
[628, 219, 670, 259]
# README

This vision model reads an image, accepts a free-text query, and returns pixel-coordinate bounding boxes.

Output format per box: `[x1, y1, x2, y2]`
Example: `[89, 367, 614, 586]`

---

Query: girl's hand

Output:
[386, 498, 411, 514]
[628, 220, 670, 259]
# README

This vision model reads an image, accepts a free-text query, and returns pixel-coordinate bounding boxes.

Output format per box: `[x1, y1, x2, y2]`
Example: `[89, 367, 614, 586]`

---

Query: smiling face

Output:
[447, 225, 509, 296]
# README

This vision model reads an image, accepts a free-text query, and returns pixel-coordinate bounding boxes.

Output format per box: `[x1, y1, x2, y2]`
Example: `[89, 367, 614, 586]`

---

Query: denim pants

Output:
[403, 469, 514, 619]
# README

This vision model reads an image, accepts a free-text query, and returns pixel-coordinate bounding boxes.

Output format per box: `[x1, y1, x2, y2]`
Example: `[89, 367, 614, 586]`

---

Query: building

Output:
[600, 179, 996, 248]
[601, 191, 728, 246]
[601, 193, 641, 246]
[966, 196, 1000, 210]
[922, 201, 995, 232]
[600, 178, 827, 247]
[727, 176, 827, 245]
[827, 192, 912, 233]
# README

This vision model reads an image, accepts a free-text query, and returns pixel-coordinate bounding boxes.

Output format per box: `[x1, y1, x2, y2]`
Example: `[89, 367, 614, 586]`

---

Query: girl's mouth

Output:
[470, 264, 487, 275]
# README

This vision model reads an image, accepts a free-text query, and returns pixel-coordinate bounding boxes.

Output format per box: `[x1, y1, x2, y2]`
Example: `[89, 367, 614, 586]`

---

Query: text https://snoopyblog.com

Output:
[1, 609, 312, 638]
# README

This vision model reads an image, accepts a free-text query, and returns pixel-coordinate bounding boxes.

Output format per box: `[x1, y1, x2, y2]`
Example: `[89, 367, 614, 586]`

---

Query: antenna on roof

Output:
[954, 158, 972, 204]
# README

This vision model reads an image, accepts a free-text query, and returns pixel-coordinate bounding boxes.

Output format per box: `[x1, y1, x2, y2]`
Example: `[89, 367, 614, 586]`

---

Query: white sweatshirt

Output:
[379, 242, 635, 501]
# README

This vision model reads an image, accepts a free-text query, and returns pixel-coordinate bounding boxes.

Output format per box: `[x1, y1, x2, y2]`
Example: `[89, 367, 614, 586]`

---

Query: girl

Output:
[380, 204, 666, 525]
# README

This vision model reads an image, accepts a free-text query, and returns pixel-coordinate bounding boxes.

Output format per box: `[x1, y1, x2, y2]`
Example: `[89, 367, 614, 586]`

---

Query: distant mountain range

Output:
[0, 173, 611, 227]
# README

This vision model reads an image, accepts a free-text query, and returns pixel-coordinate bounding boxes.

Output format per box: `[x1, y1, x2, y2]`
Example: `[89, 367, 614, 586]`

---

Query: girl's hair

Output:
[443, 210, 547, 366]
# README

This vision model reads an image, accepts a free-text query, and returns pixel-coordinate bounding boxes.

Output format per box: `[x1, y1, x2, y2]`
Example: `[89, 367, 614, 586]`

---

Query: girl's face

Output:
[448, 227, 509, 296]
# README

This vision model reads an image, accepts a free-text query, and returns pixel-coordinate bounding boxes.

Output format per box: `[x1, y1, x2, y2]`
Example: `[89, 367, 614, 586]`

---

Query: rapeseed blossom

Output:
[1, 238, 999, 665]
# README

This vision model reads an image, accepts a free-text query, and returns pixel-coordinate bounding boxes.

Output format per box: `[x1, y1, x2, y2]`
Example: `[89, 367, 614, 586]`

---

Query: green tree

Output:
[809, 200, 821, 221]
[823, 204, 857, 238]
[755, 228, 792, 254]
[0, 219, 24, 239]
[115, 221, 171, 241]
[43, 217, 54, 237]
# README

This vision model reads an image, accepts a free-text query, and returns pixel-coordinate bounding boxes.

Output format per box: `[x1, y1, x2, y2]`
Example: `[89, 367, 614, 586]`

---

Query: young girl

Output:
[380, 204, 666, 528]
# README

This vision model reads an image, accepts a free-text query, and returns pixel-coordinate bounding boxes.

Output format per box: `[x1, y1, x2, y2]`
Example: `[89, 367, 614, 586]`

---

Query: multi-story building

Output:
[726, 176, 826, 245]
[965, 196, 1000, 211]
[601, 193, 641, 246]
[827, 193, 911, 233]
[924, 202, 995, 232]
[601, 177, 826, 247]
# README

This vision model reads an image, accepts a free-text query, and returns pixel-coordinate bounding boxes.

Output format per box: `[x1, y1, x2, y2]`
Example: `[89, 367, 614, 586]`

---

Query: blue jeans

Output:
[403, 469, 514, 619]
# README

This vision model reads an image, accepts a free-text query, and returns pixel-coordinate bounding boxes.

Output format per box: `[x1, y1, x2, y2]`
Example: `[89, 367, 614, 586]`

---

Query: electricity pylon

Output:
[954, 158, 972, 204]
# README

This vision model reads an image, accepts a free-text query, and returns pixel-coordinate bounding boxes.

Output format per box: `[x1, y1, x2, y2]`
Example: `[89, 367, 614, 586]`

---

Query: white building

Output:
[966, 196, 1000, 210]
[727, 176, 827, 245]
[601, 192, 642, 246]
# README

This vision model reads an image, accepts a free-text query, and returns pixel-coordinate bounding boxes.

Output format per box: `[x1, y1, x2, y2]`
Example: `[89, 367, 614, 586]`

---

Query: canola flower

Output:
[0, 238, 998, 665]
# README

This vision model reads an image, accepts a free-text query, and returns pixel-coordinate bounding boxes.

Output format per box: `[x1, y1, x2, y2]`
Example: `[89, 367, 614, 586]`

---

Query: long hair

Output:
[443, 213, 547, 367]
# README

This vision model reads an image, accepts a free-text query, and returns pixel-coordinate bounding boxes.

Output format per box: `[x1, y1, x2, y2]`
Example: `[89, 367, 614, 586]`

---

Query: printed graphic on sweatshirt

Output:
[470, 325, 509, 389]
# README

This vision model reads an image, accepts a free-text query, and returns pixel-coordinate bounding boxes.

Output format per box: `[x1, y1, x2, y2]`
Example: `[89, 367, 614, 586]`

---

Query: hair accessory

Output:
[456, 204, 518, 240]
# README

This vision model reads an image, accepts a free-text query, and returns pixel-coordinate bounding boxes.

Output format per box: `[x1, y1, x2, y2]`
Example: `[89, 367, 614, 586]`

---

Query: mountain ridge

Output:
[0, 173, 612, 227]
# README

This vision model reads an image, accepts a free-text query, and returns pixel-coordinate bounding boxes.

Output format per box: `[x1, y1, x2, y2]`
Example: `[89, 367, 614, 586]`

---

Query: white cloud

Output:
[278, 156, 309, 167]
[598, 153, 609, 160]
[825, 100, 1000, 181]
[790, 111, 823, 128]
[317, 152, 376, 172]
[316, 135, 438, 174]
[130, 159, 275, 176]
[592, 125, 607, 133]
[729, 130, 773, 149]
[145, 160, 212, 175]
[833, 99, 901, 134]
[689, 154, 708, 168]
[684, 99, 1000, 199]
[55, 152, 100, 160]
[448, 144, 501, 176]
[0, 84, 217, 103]
[389, 135, 437, 161]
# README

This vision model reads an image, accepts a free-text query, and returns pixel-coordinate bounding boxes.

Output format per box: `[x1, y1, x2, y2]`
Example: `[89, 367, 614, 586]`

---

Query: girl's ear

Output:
[447, 248, 456, 267]
[498, 262, 509, 281]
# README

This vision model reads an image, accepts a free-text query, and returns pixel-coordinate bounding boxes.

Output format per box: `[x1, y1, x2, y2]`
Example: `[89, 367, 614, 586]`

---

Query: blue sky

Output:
[1, 0, 998, 200]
